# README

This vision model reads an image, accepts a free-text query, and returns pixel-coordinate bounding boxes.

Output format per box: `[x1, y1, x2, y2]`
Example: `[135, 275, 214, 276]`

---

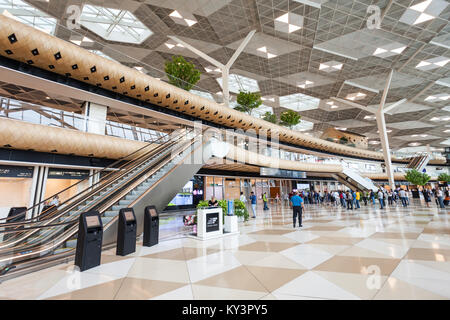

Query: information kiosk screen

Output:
[86, 216, 100, 228]
[150, 208, 158, 217]
[124, 211, 135, 221]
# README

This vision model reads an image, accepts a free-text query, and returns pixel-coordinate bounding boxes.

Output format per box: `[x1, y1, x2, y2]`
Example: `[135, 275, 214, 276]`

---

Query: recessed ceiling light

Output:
[165, 43, 175, 49]
[275, 13, 289, 23]
[391, 46, 406, 54]
[331, 105, 338, 109]
[414, 12, 435, 24]
[184, 19, 197, 27]
[373, 48, 388, 55]
[257, 46, 267, 53]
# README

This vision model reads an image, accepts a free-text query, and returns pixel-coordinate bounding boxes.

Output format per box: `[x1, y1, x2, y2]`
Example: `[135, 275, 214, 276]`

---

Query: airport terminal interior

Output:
[0, 0, 449, 302]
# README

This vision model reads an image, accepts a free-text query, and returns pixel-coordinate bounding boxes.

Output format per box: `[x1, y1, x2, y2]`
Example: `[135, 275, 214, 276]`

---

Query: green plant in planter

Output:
[164, 55, 201, 91]
[196, 200, 209, 208]
[339, 136, 349, 144]
[234, 199, 249, 222]
[405, 169, 431, 186]
[279, 110, 301, 129]
[262, 111, 277, 124]
[233, 91, 262, 116]
[437, 173, 450, 182]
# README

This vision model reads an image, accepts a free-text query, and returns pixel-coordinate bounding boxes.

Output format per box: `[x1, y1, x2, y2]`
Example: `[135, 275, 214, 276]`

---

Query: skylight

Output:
[252, 105, 274, 118]
[319, 61, 343, 72]
[416, 56, 449, 70]
[0, 0, 57, 35]
[190, 90, 215, 102]
[373, 44, 406, 58]
[297, 80, 314, 89]
[169, 10, 197, 27]
[257, 46, 277, 59]
[80, 5, 153, 44]
[279, 93, 320, 112]
[274, 12, 303, 34]
[399, 0, 448, 25]
[217, 74, 260, 93]
[424, 93, 450, 102]
[89, 50, 115, 61]
[346, 92, 366, 101]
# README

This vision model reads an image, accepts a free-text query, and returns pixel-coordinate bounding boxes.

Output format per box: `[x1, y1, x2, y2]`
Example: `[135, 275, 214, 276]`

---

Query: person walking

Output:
[290, 191, 305, 228]
[355, 190, 361, 209]
[388, 190, 393, 206]
[378, 189, 385, 209]
[262, 192, 269, 210]
[399, 188, 407, 207]
[362, 191, 368, 206]
[436, 188, 445, 209]
[346, 191, 353, 210]
[423, 187, 431, 208]
[340, 191, 345, 208]
[250, 192, 257, 218]
[370, 190, 376, 205]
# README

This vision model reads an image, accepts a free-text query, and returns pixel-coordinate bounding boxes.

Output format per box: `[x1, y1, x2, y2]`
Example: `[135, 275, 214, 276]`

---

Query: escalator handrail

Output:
[0, 133, 202, 263]
[0, 129, 188, 224]
[0, 133, 191, 250]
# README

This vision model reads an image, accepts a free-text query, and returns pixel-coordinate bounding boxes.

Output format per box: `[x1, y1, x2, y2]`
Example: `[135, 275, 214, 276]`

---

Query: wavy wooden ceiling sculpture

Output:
[0, 15, 390, 161]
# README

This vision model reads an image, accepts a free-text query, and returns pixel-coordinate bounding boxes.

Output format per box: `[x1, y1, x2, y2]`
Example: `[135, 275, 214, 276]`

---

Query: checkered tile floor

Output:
[0, 202, 449, 300]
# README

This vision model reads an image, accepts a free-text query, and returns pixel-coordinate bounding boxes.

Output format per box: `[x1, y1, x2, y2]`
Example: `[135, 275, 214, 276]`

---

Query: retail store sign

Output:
[48, 168, 89, 180]
[260, 167, 306, 179]
[0, 165, 34, 178]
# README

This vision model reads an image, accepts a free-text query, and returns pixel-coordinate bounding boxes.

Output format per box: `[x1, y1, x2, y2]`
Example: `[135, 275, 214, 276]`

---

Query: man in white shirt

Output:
[436, 188, 445, 209]
[377, 189, 385, 209]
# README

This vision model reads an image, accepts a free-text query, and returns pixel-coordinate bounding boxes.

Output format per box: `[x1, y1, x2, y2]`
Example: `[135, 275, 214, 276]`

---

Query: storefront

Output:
[44, 168, 90, 204]
[0, 165, 35, 219]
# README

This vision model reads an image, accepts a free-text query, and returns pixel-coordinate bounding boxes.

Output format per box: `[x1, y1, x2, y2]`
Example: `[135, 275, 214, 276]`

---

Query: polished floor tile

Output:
[1, 203, 449, 300]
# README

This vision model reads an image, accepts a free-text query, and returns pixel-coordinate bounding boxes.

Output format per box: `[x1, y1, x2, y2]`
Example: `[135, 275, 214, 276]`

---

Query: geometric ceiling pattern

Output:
[2, 0, 450, 152]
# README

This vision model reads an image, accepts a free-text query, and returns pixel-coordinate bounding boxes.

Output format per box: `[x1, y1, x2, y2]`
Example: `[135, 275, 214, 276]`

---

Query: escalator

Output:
[0, 128, 227, 281]
[406, 154, 430, 172]
[332, 167, 378, 192]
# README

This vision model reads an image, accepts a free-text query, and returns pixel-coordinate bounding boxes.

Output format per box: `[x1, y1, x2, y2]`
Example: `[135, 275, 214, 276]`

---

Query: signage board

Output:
[48, 168, 89, 180]
[206, 212, 219, 233]
[0, 165, 34, 178]
[260, 167, 306, 179]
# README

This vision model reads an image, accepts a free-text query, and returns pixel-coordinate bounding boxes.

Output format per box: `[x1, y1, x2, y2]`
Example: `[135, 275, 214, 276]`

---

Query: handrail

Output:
[0, 132, 202, 263]
[0, 128, 186, 224]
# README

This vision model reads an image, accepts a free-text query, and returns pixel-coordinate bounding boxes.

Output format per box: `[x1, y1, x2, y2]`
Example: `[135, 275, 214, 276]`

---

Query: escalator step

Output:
[54, 248, 73, 254]
[112, 205, 124, 211]
[125, 195, 138, 201]
[104, 210, 119, 217]
[101, 217, 113, 225]
[119, 200, 133, 205]
[65, 239, 77, 248]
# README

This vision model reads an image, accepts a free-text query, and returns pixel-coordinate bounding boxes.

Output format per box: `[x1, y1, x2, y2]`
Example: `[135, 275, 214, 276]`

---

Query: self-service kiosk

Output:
[116, 208, 137, 256]
[75, 211, 103, 271]
[4, 207, 26, 241]
[143, 205, 159, 247]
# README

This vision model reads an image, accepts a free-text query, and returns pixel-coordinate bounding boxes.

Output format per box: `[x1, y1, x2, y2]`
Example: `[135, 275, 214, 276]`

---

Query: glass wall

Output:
[0, 165, 34, 219]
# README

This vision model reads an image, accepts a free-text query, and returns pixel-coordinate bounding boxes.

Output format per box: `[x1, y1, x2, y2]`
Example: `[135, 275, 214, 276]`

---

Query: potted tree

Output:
[165, 55, 201, 91]
[262, 111, 277, 124]
[405, 169, 431, 198]
[438, 173, 450, 187]
[234, 199, 249, 222]
[233, 91, 262, 116]
[279, 110, 301, 129]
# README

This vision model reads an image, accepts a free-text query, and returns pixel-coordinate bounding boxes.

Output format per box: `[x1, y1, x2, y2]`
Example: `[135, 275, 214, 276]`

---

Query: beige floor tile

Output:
[248, 229, 295, 236]
[306, 236, 365, 246]
[245, 252, 307, 270]
[304, 226, 346, 232]
[314, 271, 387, 300]
[338, 246, 397, 259]
[246, 266, 307, 292]
[194, 266, 268, 293]
[141, 247, 187, 260]
[0, 268, 68, 300]
[423, 227, 450, 235]
[127, 257, 190, 283]
[114, 277, 187, 300]
[247, 234, 299, 243]
[191, 284, 267, 300]
[46, 279, 124, 300]
[373, 277, 448, 300]
[404, 248, 450, 262]
[314, 256, 401, 276]
[370, 232, 420, 240]
[238, 241, 299, 252]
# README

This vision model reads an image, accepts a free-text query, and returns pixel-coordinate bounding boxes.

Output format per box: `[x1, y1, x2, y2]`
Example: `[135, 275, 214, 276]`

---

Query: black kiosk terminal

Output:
[75, 211, 103, 271]
[143, 205, 159, 247]
[116, 208, 137, 256]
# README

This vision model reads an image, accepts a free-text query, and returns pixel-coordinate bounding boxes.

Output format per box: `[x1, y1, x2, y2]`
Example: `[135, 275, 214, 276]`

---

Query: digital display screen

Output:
[297, 183, 310, 190]
[150, 208, 158, 217]
[124, 211, 135, 221]
[86, 215, 100, 228]
[206, 212, 219, 233]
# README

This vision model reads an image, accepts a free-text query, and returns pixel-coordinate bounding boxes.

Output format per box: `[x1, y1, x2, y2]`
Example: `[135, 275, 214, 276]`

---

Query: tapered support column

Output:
[82, 102, 107, 135]
[169, 30, 256, 108]
[376, 69, 395, 190]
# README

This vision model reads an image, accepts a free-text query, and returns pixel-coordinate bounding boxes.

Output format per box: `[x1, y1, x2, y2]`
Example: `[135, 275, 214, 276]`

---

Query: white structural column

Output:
[375, 69, 395, 190]
[82, 102, 107, 135]
[168, 30, 256, 107]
